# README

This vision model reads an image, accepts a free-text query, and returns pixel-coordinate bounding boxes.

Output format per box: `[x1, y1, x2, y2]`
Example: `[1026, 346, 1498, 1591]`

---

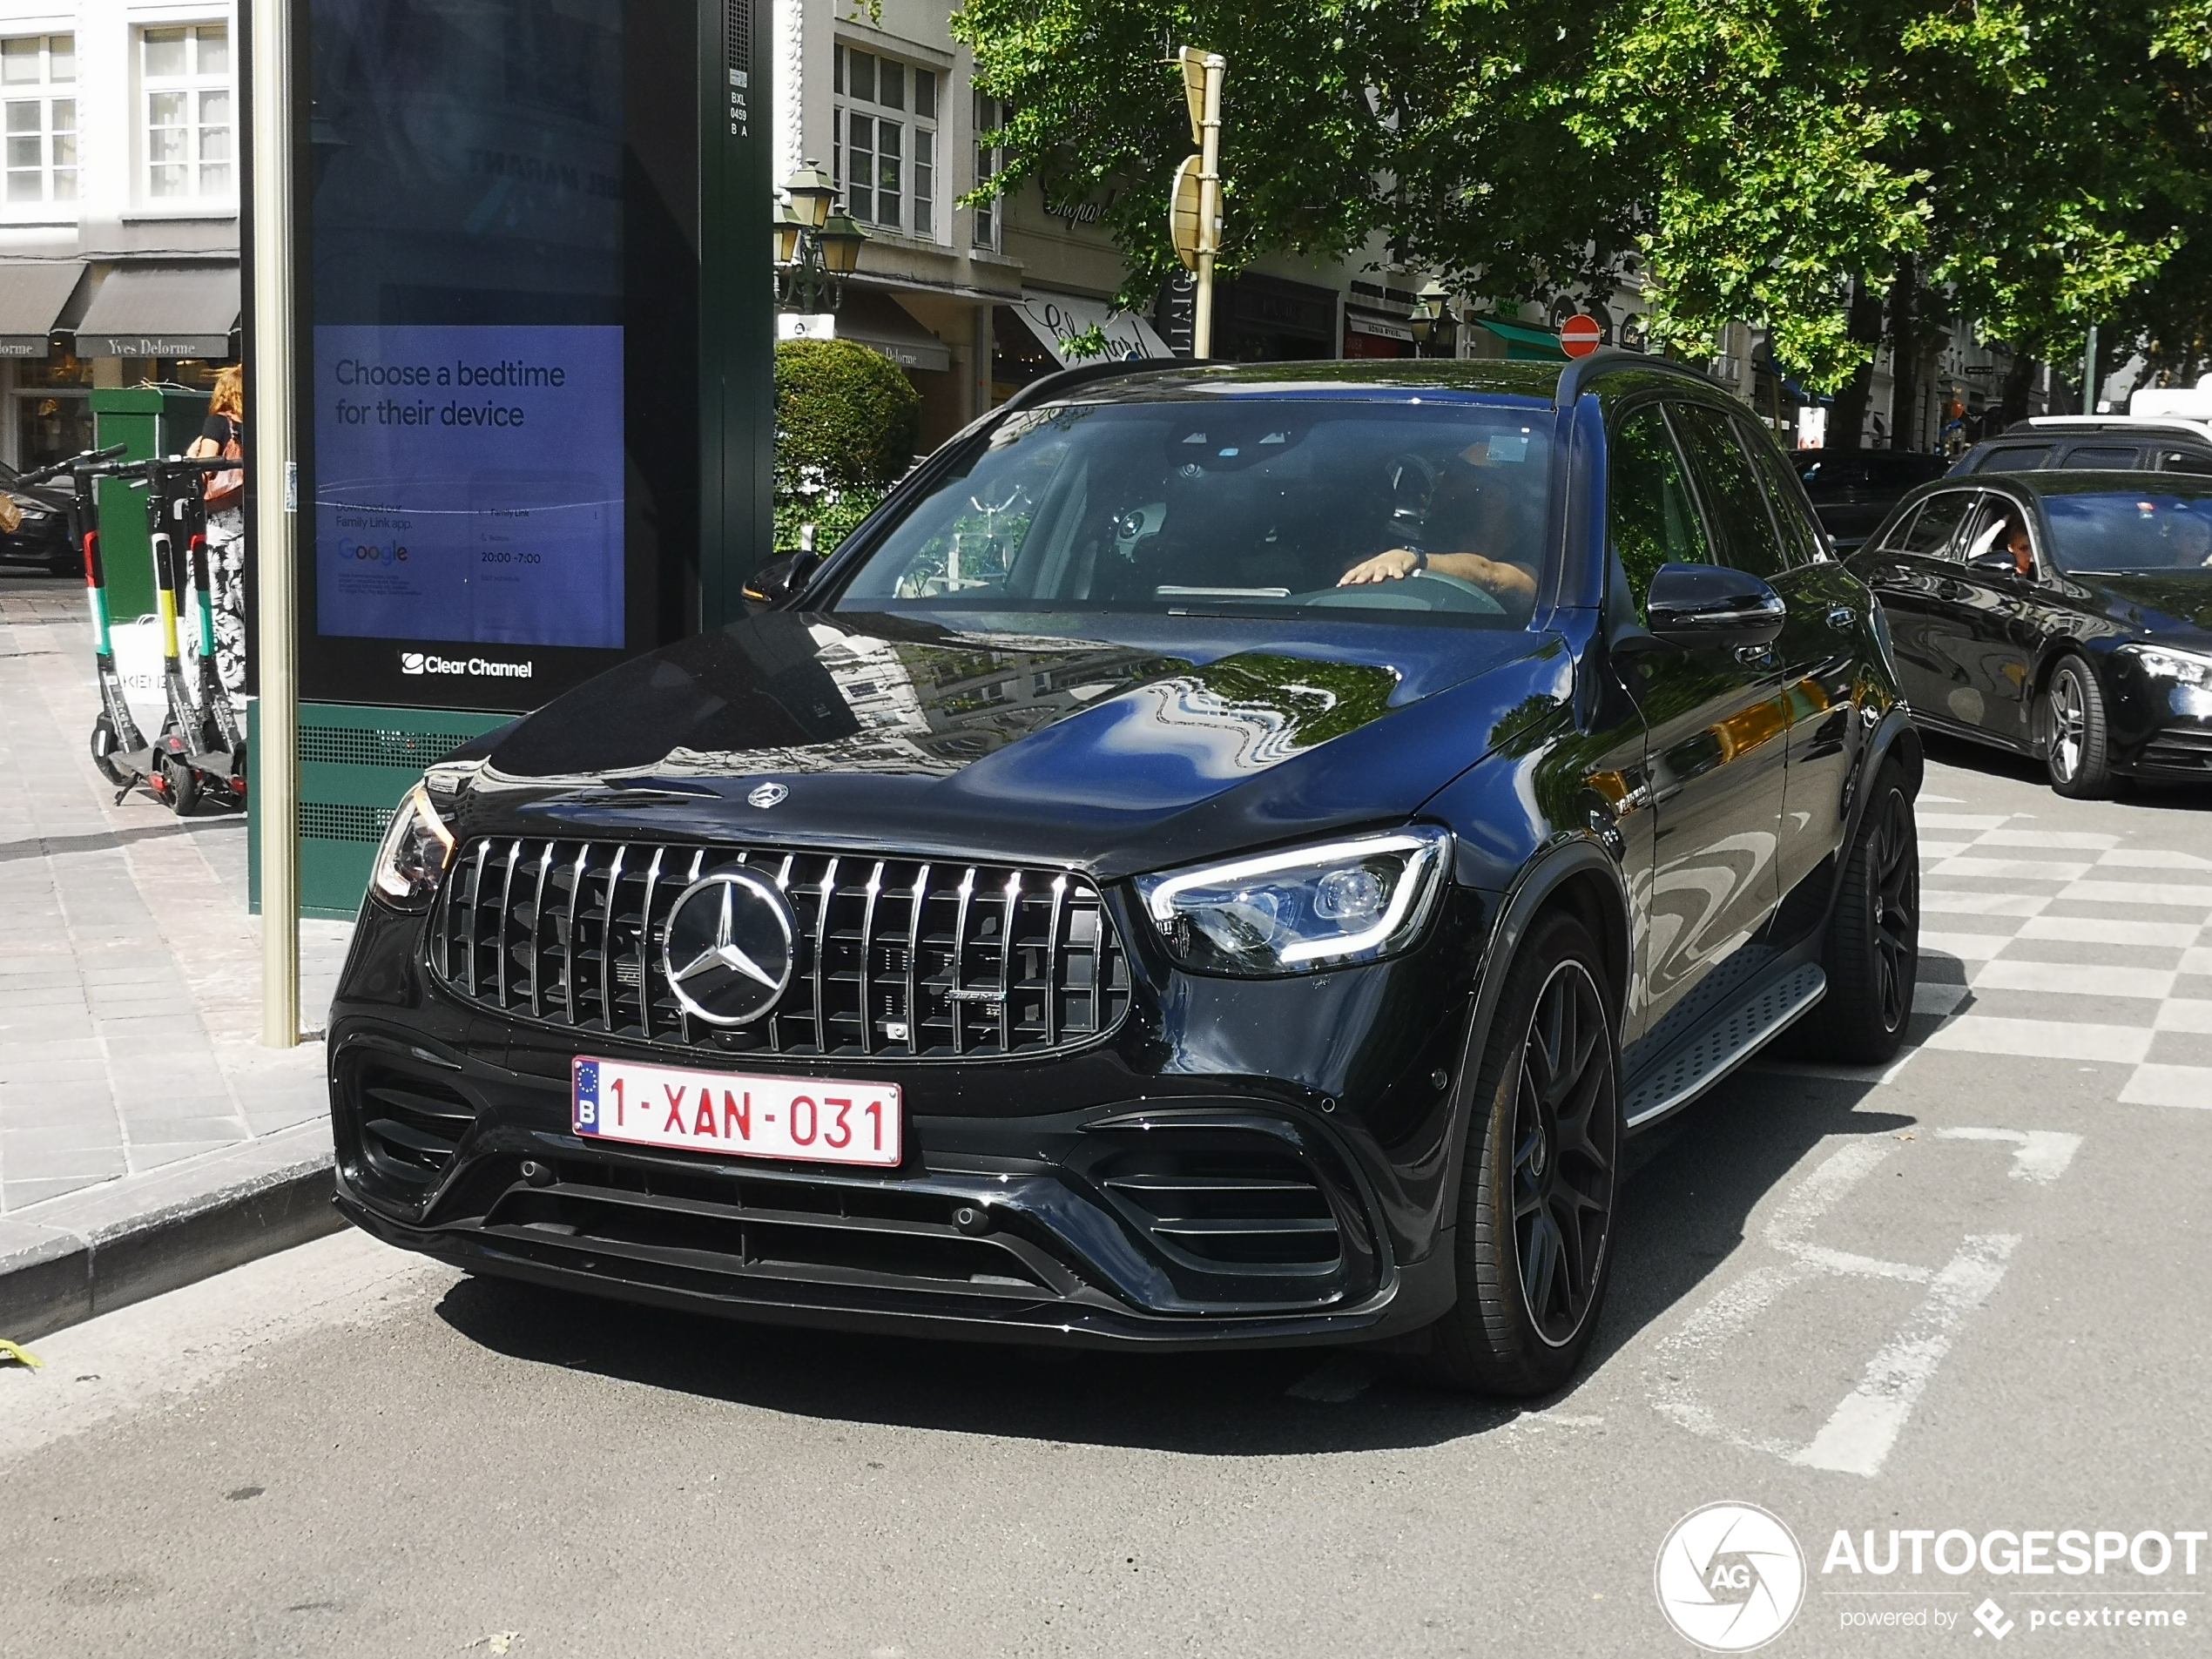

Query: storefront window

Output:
[17, 390, 91, 468]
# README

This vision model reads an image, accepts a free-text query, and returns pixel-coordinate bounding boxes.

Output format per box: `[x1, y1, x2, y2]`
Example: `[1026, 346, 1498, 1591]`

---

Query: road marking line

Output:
[1974, 830, 2120, 850]
[1790, 1233, 2019, 1479]
[2099, 848, 2212, 871]
[1915, 812, 2005, 828]
[2154, 999, 2212, 1034]
[2186, 948, 2212, 977]
[1921, 1016, 2152, 1065]
[1972, 961, 2176, 1001]
[2118, 1065, 2212, 1109]
[1933, 1126, 2084, 1184]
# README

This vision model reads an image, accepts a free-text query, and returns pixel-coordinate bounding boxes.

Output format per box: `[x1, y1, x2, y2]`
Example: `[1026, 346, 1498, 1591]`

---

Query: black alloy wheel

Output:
[1510, 955, 1619, 1345]
[1796, 759, 1919, 1063]
[2045, 657, 2114, 799]
[1411, 912, 1620, 1395]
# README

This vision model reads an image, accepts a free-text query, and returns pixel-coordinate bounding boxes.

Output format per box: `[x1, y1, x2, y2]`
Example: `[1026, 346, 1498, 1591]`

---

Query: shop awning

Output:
[835, 290, 950, 374]
[75, 263, 239, 358]
[0, 261, 84, 356]
[1477, 317, 1566, 361]
[1011, 290, 1173, 366]
[1346, 311, 1414, 343]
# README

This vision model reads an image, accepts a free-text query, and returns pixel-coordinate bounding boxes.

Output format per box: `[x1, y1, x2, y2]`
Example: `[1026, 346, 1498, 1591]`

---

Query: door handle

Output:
[1826, 605, 1856, 629]
[1734, 644, 1775, 667]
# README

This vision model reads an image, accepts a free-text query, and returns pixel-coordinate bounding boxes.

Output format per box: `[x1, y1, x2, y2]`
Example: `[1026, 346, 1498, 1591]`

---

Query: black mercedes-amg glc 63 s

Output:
[332, 353, 1922, 1394]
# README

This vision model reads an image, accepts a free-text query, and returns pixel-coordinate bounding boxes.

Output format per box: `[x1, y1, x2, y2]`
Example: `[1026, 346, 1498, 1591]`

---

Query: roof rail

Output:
[998, 355, 1179, 413]
[1554, 347, 1711, 408]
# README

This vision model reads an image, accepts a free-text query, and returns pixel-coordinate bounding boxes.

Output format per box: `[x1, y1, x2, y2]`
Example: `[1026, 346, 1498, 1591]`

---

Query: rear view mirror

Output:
[1645, 563, 1787, 649]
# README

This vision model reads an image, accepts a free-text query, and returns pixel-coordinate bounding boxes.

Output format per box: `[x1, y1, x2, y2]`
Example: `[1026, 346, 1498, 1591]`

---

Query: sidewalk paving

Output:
[0, 572, 354, 1336]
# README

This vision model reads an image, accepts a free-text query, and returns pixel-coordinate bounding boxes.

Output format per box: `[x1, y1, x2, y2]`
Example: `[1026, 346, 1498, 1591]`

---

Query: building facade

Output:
[0, 0, 237, 469]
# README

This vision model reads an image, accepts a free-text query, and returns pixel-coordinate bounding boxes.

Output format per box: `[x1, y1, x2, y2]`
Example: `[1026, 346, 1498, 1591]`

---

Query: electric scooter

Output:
[13, 443, 145, 790]
[144, 454, 245, 813]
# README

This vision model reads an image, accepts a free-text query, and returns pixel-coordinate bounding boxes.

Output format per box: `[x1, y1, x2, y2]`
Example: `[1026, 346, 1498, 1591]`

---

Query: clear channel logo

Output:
[398, 650, 532, 679]
[1656, 1502, 1807, 1652]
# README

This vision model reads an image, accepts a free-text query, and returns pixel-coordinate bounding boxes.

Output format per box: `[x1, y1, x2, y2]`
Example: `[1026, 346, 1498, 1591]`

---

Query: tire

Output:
[158, 749, 199, 816]
[1797, 760, 1919, 1064]
[1408, 913, 1621, 1396]
[90, 716, 129, 786]
[2045, 656, 2114, 799]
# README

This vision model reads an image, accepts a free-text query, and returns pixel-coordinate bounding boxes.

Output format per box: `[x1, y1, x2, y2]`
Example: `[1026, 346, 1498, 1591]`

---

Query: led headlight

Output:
[1136, 826, 1451, 976]
[368, 781, 456, 909]
[2123, 643, 2212, 690]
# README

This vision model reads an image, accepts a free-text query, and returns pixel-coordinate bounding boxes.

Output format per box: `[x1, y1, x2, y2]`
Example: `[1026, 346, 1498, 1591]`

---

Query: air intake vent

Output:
[1103, 1154, 1341, 1268]
[355, 1068, 475, 1195]
[432, 839, 1131, 1061]
[725, 0, 750, 71]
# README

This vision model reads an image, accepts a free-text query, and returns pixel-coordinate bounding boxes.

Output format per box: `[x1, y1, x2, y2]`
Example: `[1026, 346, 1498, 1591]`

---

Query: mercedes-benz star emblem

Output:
[660, 869, 797, 1026]
[746, 781, 788, 809]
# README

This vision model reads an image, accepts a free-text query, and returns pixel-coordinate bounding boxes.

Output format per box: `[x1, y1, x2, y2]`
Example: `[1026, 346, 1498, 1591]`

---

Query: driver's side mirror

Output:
[1644, 562, 1787, 649]
[1963, 549, 2025, 582]
[743, 551, 822, 607]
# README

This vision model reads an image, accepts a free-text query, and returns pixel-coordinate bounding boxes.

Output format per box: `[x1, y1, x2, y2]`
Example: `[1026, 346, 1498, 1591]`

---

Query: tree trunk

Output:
[1998, 349, 2035, 431]
[1828, 275, 1885, 450]
[1888, 256, 1919, 451]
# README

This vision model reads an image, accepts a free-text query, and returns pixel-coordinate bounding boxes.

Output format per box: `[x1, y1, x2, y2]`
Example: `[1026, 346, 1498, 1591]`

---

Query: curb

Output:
[0, 1125, 344, 1345]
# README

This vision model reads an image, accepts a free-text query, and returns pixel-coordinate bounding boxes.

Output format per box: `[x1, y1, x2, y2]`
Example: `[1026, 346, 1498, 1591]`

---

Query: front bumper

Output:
[2108, 657, 2212, 776]
[327, 886, 1481, 1351]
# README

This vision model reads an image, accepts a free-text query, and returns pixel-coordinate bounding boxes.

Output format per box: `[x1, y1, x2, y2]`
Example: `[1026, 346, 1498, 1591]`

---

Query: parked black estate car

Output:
[1849, 469, 2212, 795]
[334, 354, 1923, 1394]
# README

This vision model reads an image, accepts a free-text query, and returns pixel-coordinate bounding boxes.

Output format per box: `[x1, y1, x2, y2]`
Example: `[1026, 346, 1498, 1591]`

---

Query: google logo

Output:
[341, 538, 409, 563]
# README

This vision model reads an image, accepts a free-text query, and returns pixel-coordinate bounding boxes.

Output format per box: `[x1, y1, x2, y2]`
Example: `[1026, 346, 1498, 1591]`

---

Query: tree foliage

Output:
[952, 0, 2212, 390]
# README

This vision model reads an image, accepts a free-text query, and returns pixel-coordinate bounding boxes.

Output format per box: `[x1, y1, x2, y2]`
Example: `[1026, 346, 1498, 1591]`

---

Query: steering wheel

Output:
[1291, 570, 1507, 616]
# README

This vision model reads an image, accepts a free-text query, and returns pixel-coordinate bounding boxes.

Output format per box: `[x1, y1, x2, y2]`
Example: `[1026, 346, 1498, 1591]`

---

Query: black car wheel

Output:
[2045, 656, 2114, 799]
[1414, 913, 1619, 1395]
[1797, 760, 1919, 1063]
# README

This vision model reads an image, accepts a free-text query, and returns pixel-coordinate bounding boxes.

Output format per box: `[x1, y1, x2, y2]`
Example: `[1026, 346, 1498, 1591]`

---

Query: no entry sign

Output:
[1561, 314, 1603, 358]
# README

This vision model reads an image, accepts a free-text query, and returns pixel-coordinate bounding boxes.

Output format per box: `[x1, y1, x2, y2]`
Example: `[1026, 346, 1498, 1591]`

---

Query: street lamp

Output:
[774, 161, 868, 313]
[1409, 280, 1459, 357]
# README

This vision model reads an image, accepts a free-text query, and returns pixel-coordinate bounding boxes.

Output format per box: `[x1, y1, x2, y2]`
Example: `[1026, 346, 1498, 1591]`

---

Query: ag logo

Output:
[400, 651, 425, 674]
[1655, 1502, 1804, 1652]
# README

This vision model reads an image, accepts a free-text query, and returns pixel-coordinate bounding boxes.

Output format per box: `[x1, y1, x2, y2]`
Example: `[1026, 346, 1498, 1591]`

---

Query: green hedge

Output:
[773, 338, 922, 554]
[775, 338, 921, 487]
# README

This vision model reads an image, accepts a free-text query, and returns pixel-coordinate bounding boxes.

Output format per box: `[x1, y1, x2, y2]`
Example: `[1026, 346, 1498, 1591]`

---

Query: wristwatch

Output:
[1410, 549, 1428, 573]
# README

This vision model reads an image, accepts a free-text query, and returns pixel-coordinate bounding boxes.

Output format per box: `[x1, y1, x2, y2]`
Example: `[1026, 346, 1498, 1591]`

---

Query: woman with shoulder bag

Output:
[186, 366, 246, 708]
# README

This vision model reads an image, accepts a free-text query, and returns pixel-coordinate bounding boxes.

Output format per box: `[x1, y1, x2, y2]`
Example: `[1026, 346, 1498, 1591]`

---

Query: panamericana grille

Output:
[430, 839, 1130, 1059]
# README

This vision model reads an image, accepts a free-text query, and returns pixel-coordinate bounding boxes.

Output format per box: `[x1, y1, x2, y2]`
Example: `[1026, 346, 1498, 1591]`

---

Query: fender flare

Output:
[1431, 836, 1633, 1246]
[1834, 705, 1925, 875]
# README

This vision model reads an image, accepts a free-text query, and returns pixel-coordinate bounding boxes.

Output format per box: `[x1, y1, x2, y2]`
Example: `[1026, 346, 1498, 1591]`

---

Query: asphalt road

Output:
[3, 737, 2209, 1658]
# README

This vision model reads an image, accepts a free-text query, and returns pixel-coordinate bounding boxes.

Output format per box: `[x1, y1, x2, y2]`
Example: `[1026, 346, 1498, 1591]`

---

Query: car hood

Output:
[469, 609, 1573, 878]
[2072, 571, 2212, 643]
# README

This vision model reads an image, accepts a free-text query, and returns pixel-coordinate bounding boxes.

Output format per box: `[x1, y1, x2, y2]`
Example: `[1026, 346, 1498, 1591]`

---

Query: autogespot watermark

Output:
[1657, 1507, 2206, 1647]
[1656, 1503, 1808, 1652]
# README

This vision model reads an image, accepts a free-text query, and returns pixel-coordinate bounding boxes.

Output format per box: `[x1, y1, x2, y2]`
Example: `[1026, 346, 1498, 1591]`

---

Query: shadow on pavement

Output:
[433, 1065, 1912, 1455]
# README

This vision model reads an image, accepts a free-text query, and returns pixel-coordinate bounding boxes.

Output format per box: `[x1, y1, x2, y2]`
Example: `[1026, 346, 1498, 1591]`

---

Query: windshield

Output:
[2043, 487, 2212, 573]
[831, 399, 1556, 628]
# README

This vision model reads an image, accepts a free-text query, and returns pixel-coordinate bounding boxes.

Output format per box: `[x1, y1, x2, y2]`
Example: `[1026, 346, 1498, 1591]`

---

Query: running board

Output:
[1624, 963, 1827, 1130]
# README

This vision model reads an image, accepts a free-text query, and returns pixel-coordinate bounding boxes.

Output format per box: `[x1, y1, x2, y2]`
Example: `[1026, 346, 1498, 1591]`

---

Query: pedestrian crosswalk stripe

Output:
[1973, 961, 2175, 1000]
[1921, 1016, 2153, 1065]
[2119, 1066, 2212, 1109]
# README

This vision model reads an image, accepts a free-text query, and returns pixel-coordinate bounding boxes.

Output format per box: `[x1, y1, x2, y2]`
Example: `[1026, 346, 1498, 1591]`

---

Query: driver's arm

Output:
[1339, 547, 1537, 600]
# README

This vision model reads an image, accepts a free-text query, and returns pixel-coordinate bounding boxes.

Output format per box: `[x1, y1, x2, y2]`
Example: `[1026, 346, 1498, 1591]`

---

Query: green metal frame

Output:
[90, 386, 212, 621]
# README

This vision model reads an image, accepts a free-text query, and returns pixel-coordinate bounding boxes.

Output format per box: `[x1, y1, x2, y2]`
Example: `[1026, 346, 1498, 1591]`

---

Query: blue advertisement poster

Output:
[314, 324, 624, 649]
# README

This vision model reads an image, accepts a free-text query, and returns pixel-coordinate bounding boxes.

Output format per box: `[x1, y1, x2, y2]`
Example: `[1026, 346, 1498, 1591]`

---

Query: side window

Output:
[1608, 404, 1711, 619]
[2159, 449, 2212, 476]
[1902, 491, 1973, 558]
[1876, 504, 1922, 551]
[1971, 445, 2052, 473]
[1959, 495, 2037, 578]
[1670, 402, 1789, 578]
[1736, 415, 1824, 566]
[2062, 446, 2140, 470]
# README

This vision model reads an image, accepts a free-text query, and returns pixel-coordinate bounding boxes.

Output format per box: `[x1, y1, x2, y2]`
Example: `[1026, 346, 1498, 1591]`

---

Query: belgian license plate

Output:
[571, 1055, 902, 1168]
